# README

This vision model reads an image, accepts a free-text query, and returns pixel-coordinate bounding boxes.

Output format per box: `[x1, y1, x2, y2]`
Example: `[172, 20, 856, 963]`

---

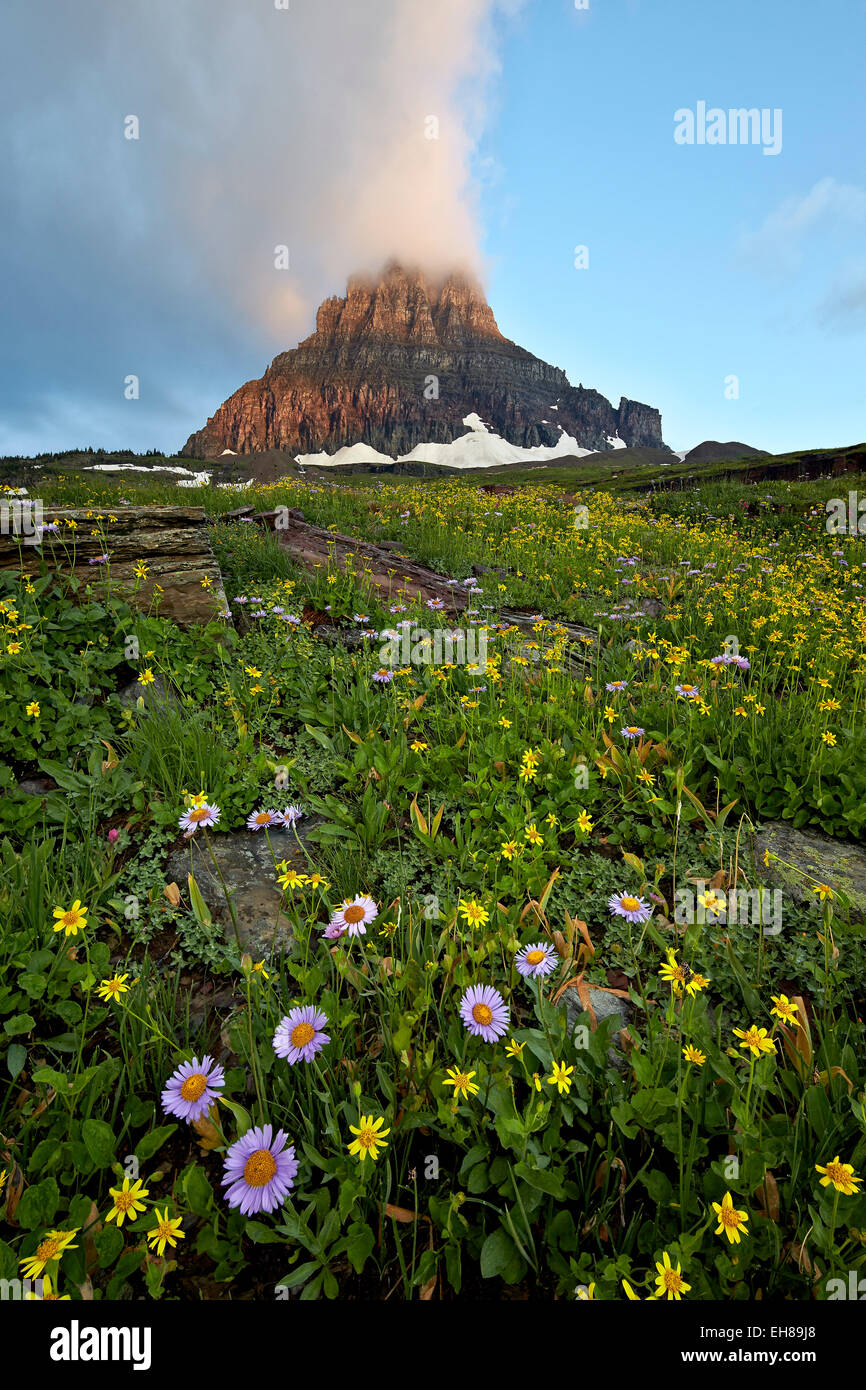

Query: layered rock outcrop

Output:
[184, 262, 666, 459]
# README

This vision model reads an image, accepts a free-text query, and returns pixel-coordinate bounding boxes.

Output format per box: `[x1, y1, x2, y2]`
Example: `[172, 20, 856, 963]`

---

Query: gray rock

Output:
[563, 985, 631, 1068]
[166, 822, 316, 957]
[753, 822, 866, 917]
[17, 777, 55, 796]
[117, 673, 182, 709]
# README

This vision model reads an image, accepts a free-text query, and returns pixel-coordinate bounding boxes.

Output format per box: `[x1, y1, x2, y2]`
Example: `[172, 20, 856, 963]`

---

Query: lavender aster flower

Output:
[459, 984, 509, 1042]
[621, 726, 645, 740]
[279, 804, 304, 827]
[608, 892, 653, 924]
[178, 802, 220, 837]
[161, 1054, 225, 1122]
[221, 1124, 298, 1216]
[515, 942, 559, 979]
[273, 1005, 330, 1064]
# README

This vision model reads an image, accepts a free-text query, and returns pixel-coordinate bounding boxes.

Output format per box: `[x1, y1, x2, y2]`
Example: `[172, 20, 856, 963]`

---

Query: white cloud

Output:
[738, 176, 866, 275]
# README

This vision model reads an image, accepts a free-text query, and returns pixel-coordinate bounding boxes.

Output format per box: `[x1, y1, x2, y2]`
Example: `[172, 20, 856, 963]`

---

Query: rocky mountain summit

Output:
[184, 262, 666, 459]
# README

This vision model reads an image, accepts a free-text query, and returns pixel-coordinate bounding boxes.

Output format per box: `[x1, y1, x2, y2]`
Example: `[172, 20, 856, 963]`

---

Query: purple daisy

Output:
[372, 668, 394, 684]
[515, 942, 559, 978]
[178, 802, 220, 837]
[605, 680, 629, 692]
[608, 891, 653, 924]
[621, 726, 645, 740]
[675, 683, 700, 700]
[161, 1054, 225, 1122]
[459, 984, 509, 1043]
[279, 804, 304, 827]
[247, 809, 280, 831]
[221, 1123, 298, 1216]
[328, 895, 378, 938]
[273, 1005, 330, 1064]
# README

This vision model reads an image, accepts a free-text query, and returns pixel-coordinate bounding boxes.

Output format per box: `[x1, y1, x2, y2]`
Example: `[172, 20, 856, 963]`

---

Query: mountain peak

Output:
[183, 266, 666, 460]
[304, 261, 504, 349]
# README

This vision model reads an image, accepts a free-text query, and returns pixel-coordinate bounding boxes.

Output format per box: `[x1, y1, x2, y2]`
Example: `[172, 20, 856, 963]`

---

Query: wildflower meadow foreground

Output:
[1, 473, 866, 1323]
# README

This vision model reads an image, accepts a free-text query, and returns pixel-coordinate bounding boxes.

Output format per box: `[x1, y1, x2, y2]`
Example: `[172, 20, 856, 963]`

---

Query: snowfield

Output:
[294, 413, 595, 470]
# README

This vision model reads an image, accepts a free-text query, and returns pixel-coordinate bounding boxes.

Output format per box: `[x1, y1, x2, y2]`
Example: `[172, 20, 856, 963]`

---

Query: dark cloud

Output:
[0, 0, 523, 454]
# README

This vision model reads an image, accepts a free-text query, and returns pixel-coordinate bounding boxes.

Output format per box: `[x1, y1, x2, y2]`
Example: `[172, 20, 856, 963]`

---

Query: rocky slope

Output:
[183, 262, 667, 459]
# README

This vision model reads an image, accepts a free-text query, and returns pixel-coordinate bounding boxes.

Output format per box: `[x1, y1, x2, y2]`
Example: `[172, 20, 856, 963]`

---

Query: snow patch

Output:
[295, 424, 594, 471]
[293, 441, 395, 468]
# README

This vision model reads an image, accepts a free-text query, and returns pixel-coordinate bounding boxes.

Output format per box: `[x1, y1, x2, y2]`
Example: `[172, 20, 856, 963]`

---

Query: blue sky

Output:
[481, 0, 866, 452]
[1, 0, 864, 456]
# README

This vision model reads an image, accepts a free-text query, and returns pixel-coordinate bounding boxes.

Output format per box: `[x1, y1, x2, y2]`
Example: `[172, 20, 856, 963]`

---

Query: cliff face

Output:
[183, 262, 666, 459]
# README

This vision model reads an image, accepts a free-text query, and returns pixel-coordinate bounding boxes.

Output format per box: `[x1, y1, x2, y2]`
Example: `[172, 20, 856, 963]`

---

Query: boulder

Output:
[753, 822, 866, 916]
[166, 821, 316, 957]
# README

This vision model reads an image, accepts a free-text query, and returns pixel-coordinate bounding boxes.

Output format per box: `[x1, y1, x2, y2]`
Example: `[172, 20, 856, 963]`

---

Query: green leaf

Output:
[187, 873, 212, 927]
[346, 1221, 374, 1274]
[245, 1220, 286, 1245]
[7, 1043, 26, 1080]
[480, 1226, 518, 1280]
[95, 1224, 125, 1268]
[182, 1164, 214, 1217]
[218, 1096, 252, 1137]
[135, 1125, 176, 1161]
[4, 1013, 35, 1036]
[82, 1118, 117, 1168]
[513, 1160, 565, 1198]
[277, 1260, 321, 1290]
[16, 1177, 60, 1230]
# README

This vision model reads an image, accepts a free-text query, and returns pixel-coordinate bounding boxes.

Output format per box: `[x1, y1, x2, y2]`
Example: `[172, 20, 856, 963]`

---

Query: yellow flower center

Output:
[114, 1191, 135, 1213]
[243, 1149, 277, 1187]
[290, 1022, 316, 1048]
[825, 1163, 845, 1185]
[525, 950, 546, 965]
[35, 1237, 61, 1262]
[663, 1268, 684, 1292]
[720, 1204, 740, 1228]
[180, 1073, 207, 1102]
[620, 897, 640, 912]
[189, 807, 211, 823]
[344, 904, 365, 924]
[358, 1127, 377, 1150]
[472, 1003, 493, 1026]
